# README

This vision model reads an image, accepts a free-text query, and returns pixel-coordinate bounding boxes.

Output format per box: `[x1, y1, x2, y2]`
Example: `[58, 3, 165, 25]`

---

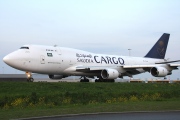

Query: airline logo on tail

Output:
[145, 33, 169, 59]
[157, 40, 165, 57]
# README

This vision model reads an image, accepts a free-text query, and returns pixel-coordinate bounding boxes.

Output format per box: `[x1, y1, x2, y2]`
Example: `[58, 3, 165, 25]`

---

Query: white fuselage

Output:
[3, 45, 168, 77]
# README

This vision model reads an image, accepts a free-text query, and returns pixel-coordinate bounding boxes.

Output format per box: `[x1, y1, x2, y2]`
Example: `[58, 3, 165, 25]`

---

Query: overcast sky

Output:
[0, 0, 180, 79]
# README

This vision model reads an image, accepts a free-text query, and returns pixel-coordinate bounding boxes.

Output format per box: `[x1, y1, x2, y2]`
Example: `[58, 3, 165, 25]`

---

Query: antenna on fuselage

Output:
[164, 58, 170, 61]
[128, 49, 132, 56]
[54, 45, 58, 47]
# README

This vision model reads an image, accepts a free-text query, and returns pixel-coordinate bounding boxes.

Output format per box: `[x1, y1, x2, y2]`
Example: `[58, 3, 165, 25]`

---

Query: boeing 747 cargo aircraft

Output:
[3, 33, 180, 82]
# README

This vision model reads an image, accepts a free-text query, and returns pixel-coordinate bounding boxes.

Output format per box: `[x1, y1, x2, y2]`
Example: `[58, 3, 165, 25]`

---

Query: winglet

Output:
[144, 33, 170, 59]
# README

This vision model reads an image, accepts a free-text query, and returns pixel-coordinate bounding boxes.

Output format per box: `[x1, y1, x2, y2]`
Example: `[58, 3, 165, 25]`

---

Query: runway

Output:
[1, 74, 180, 83]
[21, 111, 180, 120]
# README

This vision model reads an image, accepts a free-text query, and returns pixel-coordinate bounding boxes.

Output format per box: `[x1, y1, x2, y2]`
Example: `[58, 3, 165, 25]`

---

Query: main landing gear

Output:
[26, 72, 34, 82]
[80, 76, 115, 82]
[80, 76, 89, 82]
[95, 78, 115, 82]
[94, 76, 115, 82]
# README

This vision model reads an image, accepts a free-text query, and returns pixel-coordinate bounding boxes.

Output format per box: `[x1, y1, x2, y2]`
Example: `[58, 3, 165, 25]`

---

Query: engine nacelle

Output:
[101, 69, 119, 79]
[49, 75, 67, 79]
[150, 67, 168, 77]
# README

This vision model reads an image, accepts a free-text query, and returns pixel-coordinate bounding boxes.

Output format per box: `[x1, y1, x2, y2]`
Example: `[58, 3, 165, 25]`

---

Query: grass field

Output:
[0, 82, 180, 119]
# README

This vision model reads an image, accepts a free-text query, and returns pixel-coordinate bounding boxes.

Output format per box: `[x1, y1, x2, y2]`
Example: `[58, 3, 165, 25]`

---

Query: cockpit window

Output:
[20, 47, 29, 49]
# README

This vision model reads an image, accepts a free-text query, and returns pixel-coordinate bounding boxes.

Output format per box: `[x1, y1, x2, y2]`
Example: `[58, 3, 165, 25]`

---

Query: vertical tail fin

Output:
[145, 33, 170, 59]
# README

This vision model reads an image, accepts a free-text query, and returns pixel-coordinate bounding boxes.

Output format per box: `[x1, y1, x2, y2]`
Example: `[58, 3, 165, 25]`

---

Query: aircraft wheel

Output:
[30, 78, 34, 82]
[27, 79, 30, 82]
[95, 79, 99, 82]
[27, 78, 34, 82]
[80, 79, 89, 82]
[98, 79, 103, 82]
[109, 79, 115, 82]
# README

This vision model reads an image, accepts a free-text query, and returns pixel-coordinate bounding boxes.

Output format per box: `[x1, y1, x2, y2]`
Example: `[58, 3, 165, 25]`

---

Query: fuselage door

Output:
[56, 48, 62, 63]
[55, 48, 62, 71]
[40, 55, 45, 64]
[57, 48, 61, 55]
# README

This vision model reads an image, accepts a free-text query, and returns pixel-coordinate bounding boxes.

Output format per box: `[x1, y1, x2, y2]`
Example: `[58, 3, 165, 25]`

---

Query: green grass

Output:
[1, 100, 180, 120]
[0, 82, 180, 119]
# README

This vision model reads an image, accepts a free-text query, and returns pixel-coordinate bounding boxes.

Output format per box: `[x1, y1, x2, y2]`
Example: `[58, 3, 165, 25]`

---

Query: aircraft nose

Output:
[3, 52, 18, 67]
[3, 55, 10, 64]
[3, 51, 27, 70]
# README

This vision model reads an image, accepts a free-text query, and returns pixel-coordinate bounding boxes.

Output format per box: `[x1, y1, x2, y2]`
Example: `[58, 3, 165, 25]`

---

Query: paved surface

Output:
[21, 111, 180, 120]
[1, 74, 180, 83]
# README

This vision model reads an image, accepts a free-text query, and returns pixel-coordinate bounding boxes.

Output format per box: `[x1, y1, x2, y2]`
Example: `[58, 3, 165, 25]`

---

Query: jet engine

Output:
[101, 69, 119, 79]
[49, 75, 67, 79]
[150, 67, 169, 77]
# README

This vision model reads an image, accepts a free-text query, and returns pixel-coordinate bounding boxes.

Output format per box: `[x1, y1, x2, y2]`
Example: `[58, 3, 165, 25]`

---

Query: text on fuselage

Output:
[76, 53, 124, 65]
[94, 56, 124, 65]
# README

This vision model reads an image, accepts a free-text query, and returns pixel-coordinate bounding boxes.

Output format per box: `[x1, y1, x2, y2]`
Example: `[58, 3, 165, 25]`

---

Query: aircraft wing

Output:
[124, 59, 180, 69]
[123, 64, 180, 69]
[76, 65, 154, 73]
[169, 64, 180, 67]
[76, 63, 180, 73]
[76, 66, 103, 71]
[123, 64, 180, 75]
[76, 65, 153, 78]
[123, 65, 155, 69]
[76, 66, 120, 72]
[155, 60, 180, 64]
[76, 64, 180, 72]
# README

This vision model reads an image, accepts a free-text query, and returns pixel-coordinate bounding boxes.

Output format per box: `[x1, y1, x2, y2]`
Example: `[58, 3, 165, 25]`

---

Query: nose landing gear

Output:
[26, 72, 34, 82]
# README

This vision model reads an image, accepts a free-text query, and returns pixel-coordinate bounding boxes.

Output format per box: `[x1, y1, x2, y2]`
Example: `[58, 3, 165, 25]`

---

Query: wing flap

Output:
[123, 65, 155, 69]
[76, 66, 107, 72]
[76, 66, 121, 72]
[169, 64, 180, 67]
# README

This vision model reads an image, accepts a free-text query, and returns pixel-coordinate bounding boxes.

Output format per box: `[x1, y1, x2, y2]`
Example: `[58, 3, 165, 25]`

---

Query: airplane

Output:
[3, 33, 180, 82]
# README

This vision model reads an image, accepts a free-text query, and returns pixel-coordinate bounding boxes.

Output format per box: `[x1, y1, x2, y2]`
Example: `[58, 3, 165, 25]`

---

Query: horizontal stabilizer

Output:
[156, 60, 180, 64]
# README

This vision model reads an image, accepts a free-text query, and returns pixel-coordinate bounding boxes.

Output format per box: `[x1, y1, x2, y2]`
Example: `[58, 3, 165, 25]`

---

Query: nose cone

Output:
[3, 55, 10, 65]
[3, 52, 20, 68]
[3, 51, 30, 71]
